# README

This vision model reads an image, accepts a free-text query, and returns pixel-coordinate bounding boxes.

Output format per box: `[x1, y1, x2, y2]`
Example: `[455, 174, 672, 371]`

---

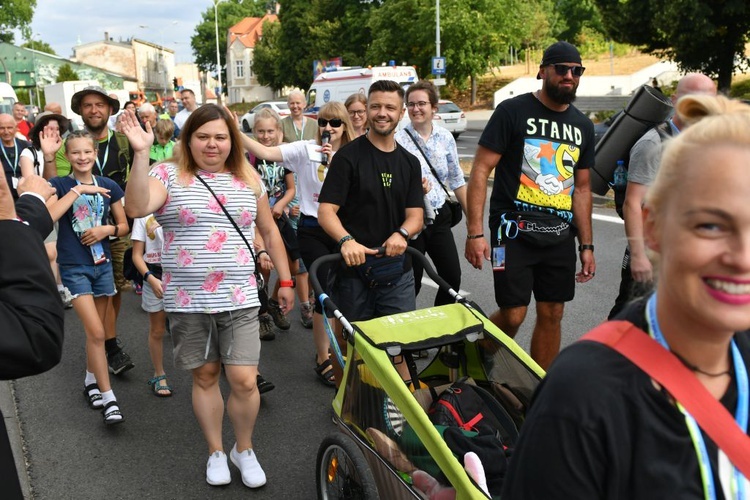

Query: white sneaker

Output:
[206, 450, 231, 486]
[230, 444, 267, 488]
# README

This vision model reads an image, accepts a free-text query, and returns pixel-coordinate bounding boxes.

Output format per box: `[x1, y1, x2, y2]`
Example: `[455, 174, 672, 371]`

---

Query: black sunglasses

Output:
[551, 64, 585, 77]
[318, 118, 343, 128]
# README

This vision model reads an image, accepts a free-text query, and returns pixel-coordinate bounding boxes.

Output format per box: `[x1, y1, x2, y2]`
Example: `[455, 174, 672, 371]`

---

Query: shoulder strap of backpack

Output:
[654, 121, 674, 141]
[114, 131, 132, 177]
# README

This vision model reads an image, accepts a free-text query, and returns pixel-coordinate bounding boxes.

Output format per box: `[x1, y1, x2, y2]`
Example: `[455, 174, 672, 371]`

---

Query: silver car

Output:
[434, 100, 467, 139]
[240, 101, 290, 133]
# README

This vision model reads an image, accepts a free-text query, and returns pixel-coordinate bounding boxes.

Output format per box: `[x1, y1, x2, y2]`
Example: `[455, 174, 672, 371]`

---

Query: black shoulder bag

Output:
[404, 129, 463, 227]
[194, 174, 268, 310]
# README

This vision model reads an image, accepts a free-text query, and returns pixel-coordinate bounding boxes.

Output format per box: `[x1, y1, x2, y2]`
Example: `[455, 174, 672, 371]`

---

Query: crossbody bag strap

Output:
[404, 128, 451, 199]
[581, 320, 750, 476]
[194, 174, 259, 271]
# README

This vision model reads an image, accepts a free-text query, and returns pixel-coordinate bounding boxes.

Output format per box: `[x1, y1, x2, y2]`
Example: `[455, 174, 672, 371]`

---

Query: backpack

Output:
[24, 146, 40, 176]
[614, 121, 673, 219]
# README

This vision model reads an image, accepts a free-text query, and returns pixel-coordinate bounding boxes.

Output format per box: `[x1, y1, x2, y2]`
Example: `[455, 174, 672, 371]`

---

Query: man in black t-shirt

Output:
[318, 80, 423, 328]
[465, 41, 596, 370]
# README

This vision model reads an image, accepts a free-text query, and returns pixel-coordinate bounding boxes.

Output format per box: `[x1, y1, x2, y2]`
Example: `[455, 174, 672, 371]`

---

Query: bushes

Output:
[730, 78, 750, 99]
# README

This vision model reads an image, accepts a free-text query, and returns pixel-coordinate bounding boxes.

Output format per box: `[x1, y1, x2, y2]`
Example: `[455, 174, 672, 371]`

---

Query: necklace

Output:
[672, 351, 733, 378]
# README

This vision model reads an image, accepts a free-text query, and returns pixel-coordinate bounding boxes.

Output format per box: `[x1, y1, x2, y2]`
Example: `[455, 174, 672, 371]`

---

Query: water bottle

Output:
[613, 160, 627, 189]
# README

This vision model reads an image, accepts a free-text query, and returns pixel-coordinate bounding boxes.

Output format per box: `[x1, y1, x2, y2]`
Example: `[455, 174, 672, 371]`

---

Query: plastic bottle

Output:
[613, 160, 627, 189]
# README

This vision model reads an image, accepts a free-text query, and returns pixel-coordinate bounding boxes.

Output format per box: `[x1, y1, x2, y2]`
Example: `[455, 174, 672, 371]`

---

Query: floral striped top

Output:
[150, 162, 265, 313]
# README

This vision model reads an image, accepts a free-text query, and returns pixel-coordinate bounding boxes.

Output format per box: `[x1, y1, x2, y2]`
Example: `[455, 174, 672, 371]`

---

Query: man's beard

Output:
[546, 80, 578, 105]
[370, 120, 398, 137]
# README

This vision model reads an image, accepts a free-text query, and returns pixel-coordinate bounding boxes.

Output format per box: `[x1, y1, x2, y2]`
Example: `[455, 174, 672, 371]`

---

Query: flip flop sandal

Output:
[314, 358, 336, 388]
[101, 400, 125, 426]
[147, 375, 173, 397]
[83, 383, 103, 409]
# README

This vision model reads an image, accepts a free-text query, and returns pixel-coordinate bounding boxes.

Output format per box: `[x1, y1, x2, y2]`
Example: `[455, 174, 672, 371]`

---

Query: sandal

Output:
[101, 400, 125, 426]
[83, 383, 103, 409]
[314, 357, 336, 388]
[147, 375, 173, 397]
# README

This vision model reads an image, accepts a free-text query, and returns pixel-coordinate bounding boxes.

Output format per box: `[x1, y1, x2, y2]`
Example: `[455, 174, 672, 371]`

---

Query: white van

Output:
[306, 65, 419, 113]
[0, 82, 18, 115]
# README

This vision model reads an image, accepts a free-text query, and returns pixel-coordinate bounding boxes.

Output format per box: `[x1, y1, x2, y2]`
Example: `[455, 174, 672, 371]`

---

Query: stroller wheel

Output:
[316, 433, 378, 500]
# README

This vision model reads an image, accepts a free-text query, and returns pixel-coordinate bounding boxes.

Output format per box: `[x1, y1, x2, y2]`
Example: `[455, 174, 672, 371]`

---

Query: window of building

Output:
[235, 60, 244, 79]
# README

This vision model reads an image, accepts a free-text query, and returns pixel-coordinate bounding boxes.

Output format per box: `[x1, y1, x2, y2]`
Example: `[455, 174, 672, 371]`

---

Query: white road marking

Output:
[458, 154, 474, 158]
[421, 276, 471, 296]
[593, 213, 623, 224]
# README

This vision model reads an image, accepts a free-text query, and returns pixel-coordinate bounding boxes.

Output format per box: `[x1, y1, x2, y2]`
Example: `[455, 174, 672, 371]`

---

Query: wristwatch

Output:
[578, 244, 595, 252]
[143, 271, 153, 281]
[279, 279, 295, 288]
[397, 227, 410, 240]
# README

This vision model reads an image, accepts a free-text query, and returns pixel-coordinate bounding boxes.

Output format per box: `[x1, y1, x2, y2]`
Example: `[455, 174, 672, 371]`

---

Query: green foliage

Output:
[730, 78, 750, 99]
[0, 0, 37, 44]
[554, 0, 605, 42]
[594, 0, 750, 92]
[21, 40, 56, 55]
[56, 64, 80, 83]
[191, 0, 267, 87]
[15, 89, 31, 105]
[276, 0, 317, 88]
[252, 21, 284, 91]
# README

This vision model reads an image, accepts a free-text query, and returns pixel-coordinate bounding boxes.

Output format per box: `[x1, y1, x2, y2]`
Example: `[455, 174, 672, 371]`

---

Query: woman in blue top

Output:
[49, 130, 129, 425]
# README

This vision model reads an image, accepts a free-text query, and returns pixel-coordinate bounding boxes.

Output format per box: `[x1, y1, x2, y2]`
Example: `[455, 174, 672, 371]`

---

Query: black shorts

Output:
[276, 214, 300, 261]
[297, 220, 338, 314]
[491, 233, 576, 307]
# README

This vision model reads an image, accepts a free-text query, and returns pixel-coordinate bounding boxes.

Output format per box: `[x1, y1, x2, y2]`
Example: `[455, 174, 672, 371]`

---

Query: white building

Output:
[226, 14, 278, 105]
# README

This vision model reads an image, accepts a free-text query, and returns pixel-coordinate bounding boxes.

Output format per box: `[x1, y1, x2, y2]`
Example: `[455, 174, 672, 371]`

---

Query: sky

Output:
[24, 0, 210, 63]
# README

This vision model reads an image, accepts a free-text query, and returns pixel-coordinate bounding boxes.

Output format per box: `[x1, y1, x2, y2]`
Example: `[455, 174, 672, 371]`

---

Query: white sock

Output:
[84, 371, 97, 386]
[100, 390, 116, 406]
[57, 284, 65, 292]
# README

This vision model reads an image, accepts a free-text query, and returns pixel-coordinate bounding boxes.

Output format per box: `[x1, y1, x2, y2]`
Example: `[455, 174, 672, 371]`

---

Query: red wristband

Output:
[279, 279, 295, 288]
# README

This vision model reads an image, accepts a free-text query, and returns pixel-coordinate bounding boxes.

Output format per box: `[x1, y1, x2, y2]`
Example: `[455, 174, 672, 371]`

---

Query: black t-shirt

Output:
[502, 298, 749, 500]
[479, 93, 595, 227]
[1, 138, 31, 199]
[318, 135, 423, 248]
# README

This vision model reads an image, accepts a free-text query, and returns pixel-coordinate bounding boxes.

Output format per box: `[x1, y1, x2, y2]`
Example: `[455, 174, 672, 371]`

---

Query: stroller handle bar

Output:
[309, 246, 463, 304]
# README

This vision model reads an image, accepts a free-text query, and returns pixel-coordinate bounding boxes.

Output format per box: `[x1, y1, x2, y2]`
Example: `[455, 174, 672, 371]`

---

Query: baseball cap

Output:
[537, 41, 582, 79]
[70, 86, 120, 115]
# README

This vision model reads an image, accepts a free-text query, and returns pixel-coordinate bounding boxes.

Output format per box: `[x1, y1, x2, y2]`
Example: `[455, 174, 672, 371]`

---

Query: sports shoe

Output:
[268, 298, 290, 330]
[230, 444, 266, 488]
[206, 450, 231, 486]
[59, 287, 73, 309]
[256, 374, 275, 394]
[107, 348, 135, 375]
[258, 313, 276, 341]
[300, 302, 313, 329]
[134, 282, 142, 295]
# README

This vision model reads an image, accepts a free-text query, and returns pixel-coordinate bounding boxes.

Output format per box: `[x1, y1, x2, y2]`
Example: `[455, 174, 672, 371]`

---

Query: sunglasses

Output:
[550, 64, 585, 77]
[318, 118, 343, 128]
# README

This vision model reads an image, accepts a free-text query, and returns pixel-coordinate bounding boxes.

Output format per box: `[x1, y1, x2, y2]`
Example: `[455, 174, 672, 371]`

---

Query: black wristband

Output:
[143, 271, 153, 281]
[578, 244, 594, 252]
[112, 225, 119, 237]
[338, 235, 354, 248]
[257, 250, 269, 258]
[466, 234, 484, 240]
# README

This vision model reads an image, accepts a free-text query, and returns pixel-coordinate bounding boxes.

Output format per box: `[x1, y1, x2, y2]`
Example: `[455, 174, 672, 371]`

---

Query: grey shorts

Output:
[168, 307, 261, 370]
[332, 269, 416, 321]
[141, 281, 164, 313]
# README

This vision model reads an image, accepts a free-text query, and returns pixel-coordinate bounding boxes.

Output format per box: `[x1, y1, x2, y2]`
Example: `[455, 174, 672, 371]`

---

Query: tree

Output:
[276, 0, 317, 88]
[252, 21, 284, 92]
[56, 64, 79, 83]
[21, 40, 56, 56]
[595, 0, 750, 92]
[0, 0, 36, 44]
[191, 0, 267, 90]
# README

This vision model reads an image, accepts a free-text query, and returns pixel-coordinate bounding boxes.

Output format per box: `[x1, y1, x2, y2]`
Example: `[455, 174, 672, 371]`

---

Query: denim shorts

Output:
[59, 263, 117, 299]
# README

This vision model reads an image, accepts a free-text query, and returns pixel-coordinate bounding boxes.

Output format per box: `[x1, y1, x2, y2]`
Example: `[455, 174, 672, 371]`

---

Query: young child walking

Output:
[49, 130, 129, 425]
[131, 213, 172, 396]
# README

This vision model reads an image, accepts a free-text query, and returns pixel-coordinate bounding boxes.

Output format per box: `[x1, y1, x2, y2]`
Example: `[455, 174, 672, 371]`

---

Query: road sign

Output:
[432, 56, 446, 75]
[433, 78, 446, 86]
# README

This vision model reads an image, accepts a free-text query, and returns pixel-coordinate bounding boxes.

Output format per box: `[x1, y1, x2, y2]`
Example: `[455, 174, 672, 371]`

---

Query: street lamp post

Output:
[213, 0, 242, 105]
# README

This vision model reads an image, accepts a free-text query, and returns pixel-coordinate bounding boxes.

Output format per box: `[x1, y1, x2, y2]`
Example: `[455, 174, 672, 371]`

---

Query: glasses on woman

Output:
[318, 118, 343, 127]
[348, 109, 365, 117]
[406, 101, 431, 109]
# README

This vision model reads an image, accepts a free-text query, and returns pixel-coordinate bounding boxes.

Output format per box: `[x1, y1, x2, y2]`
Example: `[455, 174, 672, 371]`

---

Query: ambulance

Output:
[306, 64, 419, 114]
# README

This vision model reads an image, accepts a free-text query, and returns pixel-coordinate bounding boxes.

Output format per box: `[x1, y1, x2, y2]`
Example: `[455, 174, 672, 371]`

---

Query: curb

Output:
[0, 380, 32, 499]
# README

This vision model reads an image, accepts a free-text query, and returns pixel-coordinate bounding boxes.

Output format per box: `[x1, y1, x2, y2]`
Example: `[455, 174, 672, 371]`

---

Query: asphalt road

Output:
[455, 109, 494, 161]
[7, 193, 625, 499]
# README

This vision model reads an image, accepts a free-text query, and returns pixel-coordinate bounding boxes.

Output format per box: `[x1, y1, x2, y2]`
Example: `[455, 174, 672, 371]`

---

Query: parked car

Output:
[241, 101, 290, 132]
[433, 100, 467, 139]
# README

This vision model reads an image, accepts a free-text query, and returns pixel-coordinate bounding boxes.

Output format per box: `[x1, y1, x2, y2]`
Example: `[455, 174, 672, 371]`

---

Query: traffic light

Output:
[173, 78, 178, 91]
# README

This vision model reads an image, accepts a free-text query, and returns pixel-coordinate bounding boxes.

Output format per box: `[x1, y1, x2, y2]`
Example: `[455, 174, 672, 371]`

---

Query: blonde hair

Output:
[646, 95, 750, 214]
[176, 104, 261, 196]
[316, 101, 355, 146]
[154, 118, 175, 143]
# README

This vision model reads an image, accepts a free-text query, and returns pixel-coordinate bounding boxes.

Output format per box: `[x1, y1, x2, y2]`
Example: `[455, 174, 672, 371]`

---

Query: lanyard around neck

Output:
[1, 140, 18, 176]
[646, 293, 748, 500]
[95, 130, 113, 175]
[293, 117, 305, 141]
